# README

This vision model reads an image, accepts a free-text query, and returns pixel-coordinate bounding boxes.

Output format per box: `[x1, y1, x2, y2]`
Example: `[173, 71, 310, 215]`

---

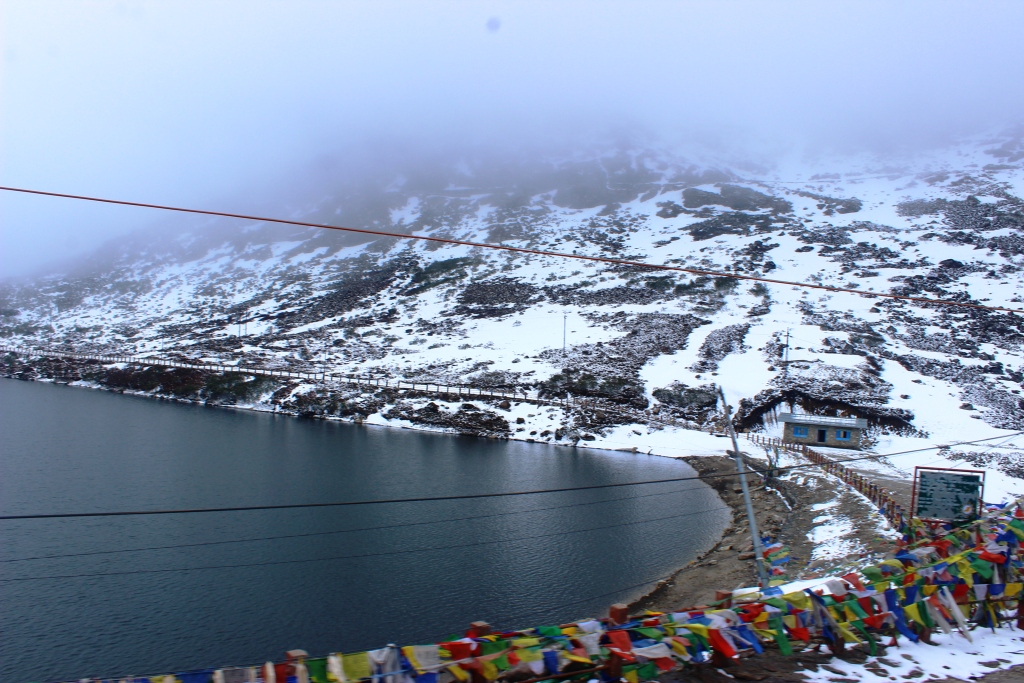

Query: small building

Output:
[779, 412, 867, 450]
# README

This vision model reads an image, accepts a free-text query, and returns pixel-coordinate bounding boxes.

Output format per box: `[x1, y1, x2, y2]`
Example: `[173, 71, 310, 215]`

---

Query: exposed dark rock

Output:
[384, 401, 511, 437]
[796, 190, 862, 215]
[451, 277, 539, 318]
[690, 324, 751, 373]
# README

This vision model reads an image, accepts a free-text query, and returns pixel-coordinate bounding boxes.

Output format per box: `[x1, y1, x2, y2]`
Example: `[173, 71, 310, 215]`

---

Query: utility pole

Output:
[782, 329, 790, 376]
[563, 312, 567, 356]
[717, 385, 770, 588]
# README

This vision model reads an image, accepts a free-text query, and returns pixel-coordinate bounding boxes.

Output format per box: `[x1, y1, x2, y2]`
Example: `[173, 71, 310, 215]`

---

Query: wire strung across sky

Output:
[2, 185, 1022, 315]
[0, 503, 734, 583]
[0, 482, 709, 564]
[2, 432, 1018, 522]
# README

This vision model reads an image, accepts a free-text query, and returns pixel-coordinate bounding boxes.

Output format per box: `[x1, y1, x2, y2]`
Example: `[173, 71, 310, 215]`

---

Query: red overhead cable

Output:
[2, 185, 1021, 315]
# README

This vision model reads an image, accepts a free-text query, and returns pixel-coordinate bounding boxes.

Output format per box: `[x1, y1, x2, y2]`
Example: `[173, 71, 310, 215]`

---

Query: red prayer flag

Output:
[445, 642, 475, 660]
[606, 630, 634, 653]
[654, 658, 676, 672]
[978, 551, 1007, 564]
[863, 614, 886, 630]
[841, 573, 865, 592]
[789, 626, 811, 642]
[738, 604, 765, 622]
[707, 629, 737, 659]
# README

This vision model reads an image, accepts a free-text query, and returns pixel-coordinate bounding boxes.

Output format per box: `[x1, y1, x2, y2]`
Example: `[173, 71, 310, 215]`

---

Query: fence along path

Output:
[0, 344, 560, 406]
[745, 432, 908, 530]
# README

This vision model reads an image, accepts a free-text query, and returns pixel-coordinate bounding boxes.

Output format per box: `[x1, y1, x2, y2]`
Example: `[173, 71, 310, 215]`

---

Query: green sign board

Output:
[915, 470, 982, 521]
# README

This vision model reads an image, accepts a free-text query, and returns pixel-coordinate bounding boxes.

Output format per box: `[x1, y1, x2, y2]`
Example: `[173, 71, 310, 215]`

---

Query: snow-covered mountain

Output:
[4, 134, 1024, 497]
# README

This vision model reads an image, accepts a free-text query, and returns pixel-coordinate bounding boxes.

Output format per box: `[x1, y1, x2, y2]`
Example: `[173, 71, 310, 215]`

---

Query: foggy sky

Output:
[2, 0, 1023, 277]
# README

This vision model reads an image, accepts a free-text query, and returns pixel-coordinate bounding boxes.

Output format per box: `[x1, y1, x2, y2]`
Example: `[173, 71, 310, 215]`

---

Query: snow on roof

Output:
[778, 412, 868, 429]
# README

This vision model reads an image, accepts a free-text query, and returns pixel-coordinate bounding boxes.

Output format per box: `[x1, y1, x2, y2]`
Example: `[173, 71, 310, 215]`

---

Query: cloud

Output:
[2, 0, 1023, 276]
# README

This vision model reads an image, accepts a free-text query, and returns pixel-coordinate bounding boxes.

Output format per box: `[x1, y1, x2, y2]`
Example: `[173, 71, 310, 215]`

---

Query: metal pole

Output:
[563, 312, 567, 355]
[717, 385, 770, 588]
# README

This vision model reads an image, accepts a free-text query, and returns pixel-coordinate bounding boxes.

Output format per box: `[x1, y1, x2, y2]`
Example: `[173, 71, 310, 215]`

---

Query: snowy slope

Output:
[4, 134, 1024, 497]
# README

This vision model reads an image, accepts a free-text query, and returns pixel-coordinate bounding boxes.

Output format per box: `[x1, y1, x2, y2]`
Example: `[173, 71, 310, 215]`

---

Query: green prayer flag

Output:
[636, 663, 658, 681]
[850, 621, 876, 656]
[861, 566, 884, 582]
[685, 631, 710, 651]
[971, 560, 995, 580]
[493, 655, 510, 671]
[764, 598, 788, 610]
[633, 628, 664, 640]
[480, 640, 507, 656]
[844, 597, 869, 619]
[917, 601, 936, 629]
[307, 658, 329, 683]
[769, 618, 792, 655]
[536, 625, 563, 638]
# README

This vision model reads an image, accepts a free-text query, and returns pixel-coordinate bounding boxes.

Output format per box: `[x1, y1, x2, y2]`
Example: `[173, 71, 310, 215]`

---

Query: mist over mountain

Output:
[5, 131, 1024, 498]
[4, 1, 1024, 276]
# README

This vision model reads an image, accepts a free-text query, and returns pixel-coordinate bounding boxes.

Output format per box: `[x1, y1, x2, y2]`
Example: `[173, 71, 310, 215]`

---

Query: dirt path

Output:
[632, 448, 901, 613]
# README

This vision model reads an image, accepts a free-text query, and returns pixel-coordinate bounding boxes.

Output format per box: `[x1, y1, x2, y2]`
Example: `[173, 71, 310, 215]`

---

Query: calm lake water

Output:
[0, 379, 729, 682]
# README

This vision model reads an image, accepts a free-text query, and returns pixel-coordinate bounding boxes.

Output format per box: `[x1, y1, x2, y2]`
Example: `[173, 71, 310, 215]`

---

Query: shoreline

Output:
[2, 372, 818, 619]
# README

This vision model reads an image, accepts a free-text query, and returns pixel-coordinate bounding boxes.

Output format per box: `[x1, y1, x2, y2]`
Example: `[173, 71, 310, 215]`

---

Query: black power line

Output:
[1, 432, 1017, 521]
[0, 504, 733, 583]
[1, 482, 708, 564]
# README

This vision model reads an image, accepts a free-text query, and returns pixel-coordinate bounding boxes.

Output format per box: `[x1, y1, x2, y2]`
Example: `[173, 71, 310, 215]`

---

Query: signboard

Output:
[912, 467, 984, 522]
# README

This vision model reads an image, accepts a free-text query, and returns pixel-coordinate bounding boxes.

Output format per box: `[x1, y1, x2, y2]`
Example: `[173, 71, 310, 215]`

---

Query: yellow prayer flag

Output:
[447, 666, 469, 682]
[511, 638, 540, 649]
[874, 582, 889, 593]
[783, 615, 797, 629]
[342, 653, 371, 681]
[837, 624, 862, 643]
[669, 640, 689, 657]
[565, 654, 592, 665]
[880, 559, 904, 569]
[903, 603, 923, 625]
[1006, 583, 1023, 598]
[624, 670, 638, 683]
[516, 648, 543, 663]
[481, 661, 499, 681]
[561, 626, 578, 637]
[782, 592, 811, 610]
[681, 624, 709, 638]
[922, 585, 938, 596]
[957, 561, 975, 587]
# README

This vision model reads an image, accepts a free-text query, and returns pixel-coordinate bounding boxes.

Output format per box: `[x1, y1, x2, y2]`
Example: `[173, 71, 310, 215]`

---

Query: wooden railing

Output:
[1, 344, 562, 406]
[745, 432, 906, 529]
